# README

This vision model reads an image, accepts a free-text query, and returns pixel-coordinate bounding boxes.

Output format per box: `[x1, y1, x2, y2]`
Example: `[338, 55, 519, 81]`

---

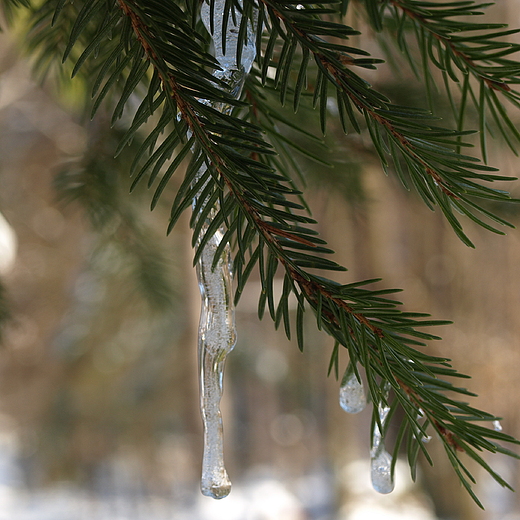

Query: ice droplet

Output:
[493, 420, 503, 432]
[370, 383, 395, 494]
[371, 448, 394, 494]
[195, 0, 256, 499]
[339, 370, 366, 414]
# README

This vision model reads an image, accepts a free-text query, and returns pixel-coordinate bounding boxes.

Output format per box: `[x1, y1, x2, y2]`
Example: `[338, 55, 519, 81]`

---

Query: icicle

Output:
[370, 382, 395, 494]
[196, 224, 235, 499]
[493, 420, 503, 432]
[339, 366, 366, 414]
[195, 0, 256, 499]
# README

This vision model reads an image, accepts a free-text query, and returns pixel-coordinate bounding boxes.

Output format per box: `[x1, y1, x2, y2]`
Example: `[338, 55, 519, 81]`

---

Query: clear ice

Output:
[370, 383, 395, 494]
[196, 223, 235, 499]
[196, 0, 256, 499]
[339, 368, 366, 414]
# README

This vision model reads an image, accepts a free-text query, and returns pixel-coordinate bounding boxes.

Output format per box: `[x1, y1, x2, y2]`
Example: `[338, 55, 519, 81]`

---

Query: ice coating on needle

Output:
[339, 371, 366, 414]
[201, 0, 256, 96]
[370, 383, 395, 494]
[196, 0, 256, 499]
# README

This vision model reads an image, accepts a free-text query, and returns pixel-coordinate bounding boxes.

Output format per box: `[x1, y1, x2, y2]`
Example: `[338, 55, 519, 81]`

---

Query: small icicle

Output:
[339, 365, 366, 414]
[370, 382, 395, 494]
[493, 420, 503, 432]
[195, 0, 256, 499]
[371, 449, 394, 494]
[417, 408, 430, 442]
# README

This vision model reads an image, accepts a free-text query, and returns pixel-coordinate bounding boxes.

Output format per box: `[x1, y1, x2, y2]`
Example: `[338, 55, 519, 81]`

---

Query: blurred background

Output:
[0, 1, 519, 519]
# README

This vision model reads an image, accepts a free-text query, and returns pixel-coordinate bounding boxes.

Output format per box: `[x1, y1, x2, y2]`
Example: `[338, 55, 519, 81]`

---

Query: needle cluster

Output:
[3, 0, 520, 506]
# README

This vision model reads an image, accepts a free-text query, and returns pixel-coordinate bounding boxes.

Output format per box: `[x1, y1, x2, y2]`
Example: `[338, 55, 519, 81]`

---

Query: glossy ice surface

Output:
[339, 371, 366, 414]
[370, 383, 394, 494]
[196, 0, 256, 499]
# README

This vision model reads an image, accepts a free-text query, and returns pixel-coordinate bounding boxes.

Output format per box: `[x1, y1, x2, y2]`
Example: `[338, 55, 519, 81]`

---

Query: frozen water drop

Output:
[370, 382, 395, 495]
[339, 372, 366, 414]
[371, 448, 395, 494]
[422, 435, 432, 443]
[493, 420, 503, 432]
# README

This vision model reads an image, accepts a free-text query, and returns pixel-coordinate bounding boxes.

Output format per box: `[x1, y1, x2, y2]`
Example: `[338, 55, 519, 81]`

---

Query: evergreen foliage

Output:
[2, 0, 520, 506]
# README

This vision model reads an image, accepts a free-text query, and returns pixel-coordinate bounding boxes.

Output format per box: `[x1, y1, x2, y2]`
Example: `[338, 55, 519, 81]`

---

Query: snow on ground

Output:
[0, 427, 440, 520]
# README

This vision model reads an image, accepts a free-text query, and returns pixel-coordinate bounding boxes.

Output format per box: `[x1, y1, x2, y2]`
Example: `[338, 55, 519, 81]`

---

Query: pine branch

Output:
[3, 0, 520, 505]
[111, 1, 520, 501]
[256, 0, 517, 246]
[365, 0, 520, 159]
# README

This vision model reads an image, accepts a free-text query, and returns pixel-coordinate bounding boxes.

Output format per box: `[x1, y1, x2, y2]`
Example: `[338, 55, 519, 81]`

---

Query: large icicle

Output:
[339, 364, 366, 414]
[196, 221, 235, 499]
[196, 0, 256, 499]
[370, 382, 395, 494]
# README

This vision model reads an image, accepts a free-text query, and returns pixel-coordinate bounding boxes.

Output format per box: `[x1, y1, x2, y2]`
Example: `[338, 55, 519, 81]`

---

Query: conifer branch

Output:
[106, 7, 520, 501]
[389, 0, 519, 92]
[256, 0, 516, 246]
[367, 0, 520, 157]
[2, 0, 520, 506]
